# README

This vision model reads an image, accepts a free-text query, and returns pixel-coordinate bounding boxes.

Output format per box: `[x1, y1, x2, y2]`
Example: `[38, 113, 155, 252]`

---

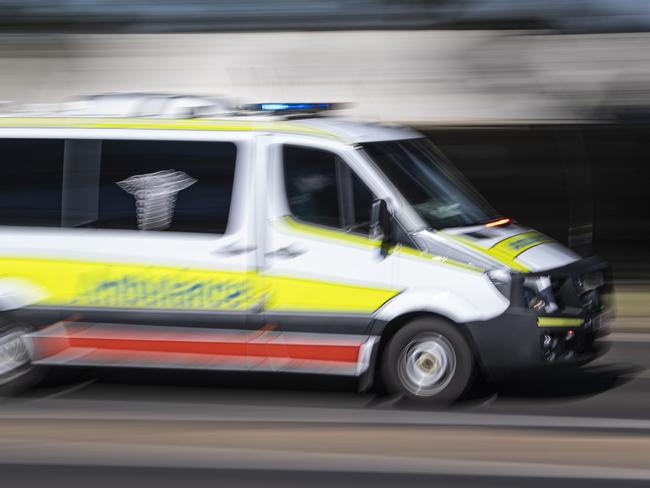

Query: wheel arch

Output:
[368, 310, 485, 390]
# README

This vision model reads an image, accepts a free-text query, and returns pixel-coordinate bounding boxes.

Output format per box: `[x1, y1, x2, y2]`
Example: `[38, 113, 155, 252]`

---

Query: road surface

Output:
[1, 332, 650, 486]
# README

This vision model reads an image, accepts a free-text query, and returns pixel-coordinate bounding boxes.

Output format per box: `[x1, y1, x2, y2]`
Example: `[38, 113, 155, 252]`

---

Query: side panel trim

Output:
[26, 322, 378, 377]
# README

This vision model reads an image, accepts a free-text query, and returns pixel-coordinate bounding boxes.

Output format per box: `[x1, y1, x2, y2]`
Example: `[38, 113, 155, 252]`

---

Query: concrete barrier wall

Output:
[2, 31, 650, 123]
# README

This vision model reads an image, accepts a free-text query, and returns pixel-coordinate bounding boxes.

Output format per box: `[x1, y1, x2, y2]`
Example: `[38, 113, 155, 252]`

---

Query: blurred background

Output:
[1, 1, 650, 486]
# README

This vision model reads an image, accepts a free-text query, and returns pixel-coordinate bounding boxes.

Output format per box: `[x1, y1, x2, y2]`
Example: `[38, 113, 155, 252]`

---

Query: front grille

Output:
[549, 272, 606, 314]
[529, 257, 611, 318]
[574, 271, 606, 315]
[580, 288, 602, 313]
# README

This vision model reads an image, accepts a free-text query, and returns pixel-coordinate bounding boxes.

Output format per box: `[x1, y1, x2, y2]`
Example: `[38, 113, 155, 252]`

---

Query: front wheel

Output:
[380, 318, 475, 403]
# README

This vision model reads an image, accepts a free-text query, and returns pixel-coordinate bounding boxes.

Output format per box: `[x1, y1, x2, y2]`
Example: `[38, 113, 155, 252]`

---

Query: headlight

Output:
[487, 268, 512, 299]
[523, 276, 558, 313]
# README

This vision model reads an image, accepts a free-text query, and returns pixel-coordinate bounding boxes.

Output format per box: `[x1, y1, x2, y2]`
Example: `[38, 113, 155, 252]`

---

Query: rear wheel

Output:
[380, 317, 475, 403]
[0, 315, 45, 395]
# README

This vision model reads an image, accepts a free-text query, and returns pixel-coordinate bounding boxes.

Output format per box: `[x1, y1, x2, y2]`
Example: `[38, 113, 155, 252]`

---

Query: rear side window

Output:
[0, 139, 64, 227]
[96, 140, 237, 234]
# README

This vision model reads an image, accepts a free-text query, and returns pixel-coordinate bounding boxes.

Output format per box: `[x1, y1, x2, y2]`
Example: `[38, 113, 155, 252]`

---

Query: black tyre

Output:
[0, 315, 45, 395]
[380, 317, 475, 403]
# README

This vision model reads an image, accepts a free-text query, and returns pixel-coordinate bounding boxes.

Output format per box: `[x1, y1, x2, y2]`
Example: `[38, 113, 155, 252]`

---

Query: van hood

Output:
[436, 223, 581, 273]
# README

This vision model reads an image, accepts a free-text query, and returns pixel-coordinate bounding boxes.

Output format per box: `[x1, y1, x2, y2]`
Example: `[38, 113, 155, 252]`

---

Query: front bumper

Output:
[463, 309, 609, 378]
[463, 256, 611, 378]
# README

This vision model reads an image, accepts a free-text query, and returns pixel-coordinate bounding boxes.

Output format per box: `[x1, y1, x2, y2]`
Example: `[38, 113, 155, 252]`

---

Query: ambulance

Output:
[0, 98, 609, 401]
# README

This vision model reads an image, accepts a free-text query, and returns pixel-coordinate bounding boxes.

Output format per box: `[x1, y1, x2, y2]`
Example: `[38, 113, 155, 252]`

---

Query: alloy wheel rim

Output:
[397, 333, 456, 397]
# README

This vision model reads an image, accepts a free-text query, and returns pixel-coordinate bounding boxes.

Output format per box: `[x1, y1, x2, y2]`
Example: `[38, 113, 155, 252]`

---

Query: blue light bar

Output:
[262, 103, 331, 111]
[242, 102, 345, 113]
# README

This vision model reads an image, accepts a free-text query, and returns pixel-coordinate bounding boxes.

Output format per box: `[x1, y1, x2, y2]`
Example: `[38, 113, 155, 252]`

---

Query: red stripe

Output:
[265, 342, 359, 362]
[66, 337, 360, 363]
[40, 348, 357, 373]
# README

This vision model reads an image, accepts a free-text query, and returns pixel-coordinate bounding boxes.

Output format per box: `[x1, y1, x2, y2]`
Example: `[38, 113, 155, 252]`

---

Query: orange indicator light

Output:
[485, 218, 511, 228]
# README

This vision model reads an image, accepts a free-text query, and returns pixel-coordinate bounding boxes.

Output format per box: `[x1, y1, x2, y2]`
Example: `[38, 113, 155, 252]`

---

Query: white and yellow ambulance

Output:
[0, 99, 609, 401]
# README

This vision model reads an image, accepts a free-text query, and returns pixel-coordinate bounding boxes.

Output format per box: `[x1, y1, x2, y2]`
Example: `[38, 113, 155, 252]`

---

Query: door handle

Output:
[212, 244, 257, 256]
[265, 244, 307, 259]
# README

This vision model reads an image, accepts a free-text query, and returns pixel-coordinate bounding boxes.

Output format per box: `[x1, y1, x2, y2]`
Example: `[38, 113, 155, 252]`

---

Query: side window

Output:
[283, 145, 341, 228]
[96, 140, 237, 233]
[283, 145, 375, 234]
[0, 139, 64, 227]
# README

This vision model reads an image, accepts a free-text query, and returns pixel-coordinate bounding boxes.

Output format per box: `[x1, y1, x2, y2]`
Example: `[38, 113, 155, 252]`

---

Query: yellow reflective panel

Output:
[537, 317, 585, 327]
[0, 256, 396, 314]
[0, 257, 263, 311]
[265, 218, 400, 312]
[266, 275, 398, 314]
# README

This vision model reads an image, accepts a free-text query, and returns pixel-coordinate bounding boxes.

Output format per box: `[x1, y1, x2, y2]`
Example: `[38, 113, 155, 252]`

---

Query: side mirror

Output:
[370, 199, 395, 258]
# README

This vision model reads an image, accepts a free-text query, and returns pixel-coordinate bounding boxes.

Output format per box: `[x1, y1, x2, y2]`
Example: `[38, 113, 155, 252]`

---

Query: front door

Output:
[258, 140, 398, 375]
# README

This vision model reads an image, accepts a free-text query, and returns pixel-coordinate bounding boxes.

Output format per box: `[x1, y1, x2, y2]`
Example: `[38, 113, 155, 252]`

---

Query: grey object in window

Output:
[117, 169, 197, 230]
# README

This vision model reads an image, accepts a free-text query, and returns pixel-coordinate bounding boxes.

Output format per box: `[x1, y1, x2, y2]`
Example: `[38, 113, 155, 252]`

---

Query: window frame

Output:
[0, 137, 65, 228]
[58, 134, 248, 236]
[280, 143, 377, 236]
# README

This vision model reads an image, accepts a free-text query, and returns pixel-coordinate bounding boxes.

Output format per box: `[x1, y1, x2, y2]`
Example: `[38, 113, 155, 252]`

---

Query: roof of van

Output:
[0, 115, 421, 145]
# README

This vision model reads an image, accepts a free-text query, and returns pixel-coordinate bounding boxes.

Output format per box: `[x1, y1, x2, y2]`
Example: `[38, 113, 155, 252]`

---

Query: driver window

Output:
[283, 145, 374, 235]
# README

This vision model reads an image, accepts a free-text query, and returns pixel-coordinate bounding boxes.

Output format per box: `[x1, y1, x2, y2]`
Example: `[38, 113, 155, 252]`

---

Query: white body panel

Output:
[438, 222, 581, 272]
[0, 278, 48, 311]
[0, 130, 258, 314]
[0, 120, 580, 332]
[380, 254, 510, 323]
[518, 242, 580, 270]
[260, 135, 395, 298]
[258, 133, 510, 323]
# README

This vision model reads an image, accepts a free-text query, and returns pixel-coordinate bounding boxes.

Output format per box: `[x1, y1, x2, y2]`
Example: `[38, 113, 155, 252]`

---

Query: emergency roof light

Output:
[240, 102, 348, 114]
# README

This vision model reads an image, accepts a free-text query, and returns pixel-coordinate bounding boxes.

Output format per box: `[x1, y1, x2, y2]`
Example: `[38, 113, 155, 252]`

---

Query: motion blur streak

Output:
[2, 1, 650, 487]
[1, 30, 650, 124]
[2, 332, 650, 486]
[27, 323, 371, 375]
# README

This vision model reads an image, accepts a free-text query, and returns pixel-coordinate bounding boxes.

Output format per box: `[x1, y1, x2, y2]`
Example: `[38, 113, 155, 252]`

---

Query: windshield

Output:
[361, 138, 499, 229]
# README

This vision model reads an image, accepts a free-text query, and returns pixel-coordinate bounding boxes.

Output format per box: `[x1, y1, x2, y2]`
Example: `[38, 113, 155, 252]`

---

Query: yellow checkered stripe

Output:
[491, 231, 554, 260]
[441, 230, 554, 272]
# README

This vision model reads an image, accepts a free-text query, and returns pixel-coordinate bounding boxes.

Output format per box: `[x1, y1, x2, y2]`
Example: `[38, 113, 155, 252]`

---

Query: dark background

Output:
[423, 124, 650, 280]
[1, 1, 649, 281]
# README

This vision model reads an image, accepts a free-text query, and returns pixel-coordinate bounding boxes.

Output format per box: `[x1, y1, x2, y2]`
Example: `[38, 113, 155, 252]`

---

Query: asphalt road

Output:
[3, 465, 650, 488]
[1, 333, 650, 487]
